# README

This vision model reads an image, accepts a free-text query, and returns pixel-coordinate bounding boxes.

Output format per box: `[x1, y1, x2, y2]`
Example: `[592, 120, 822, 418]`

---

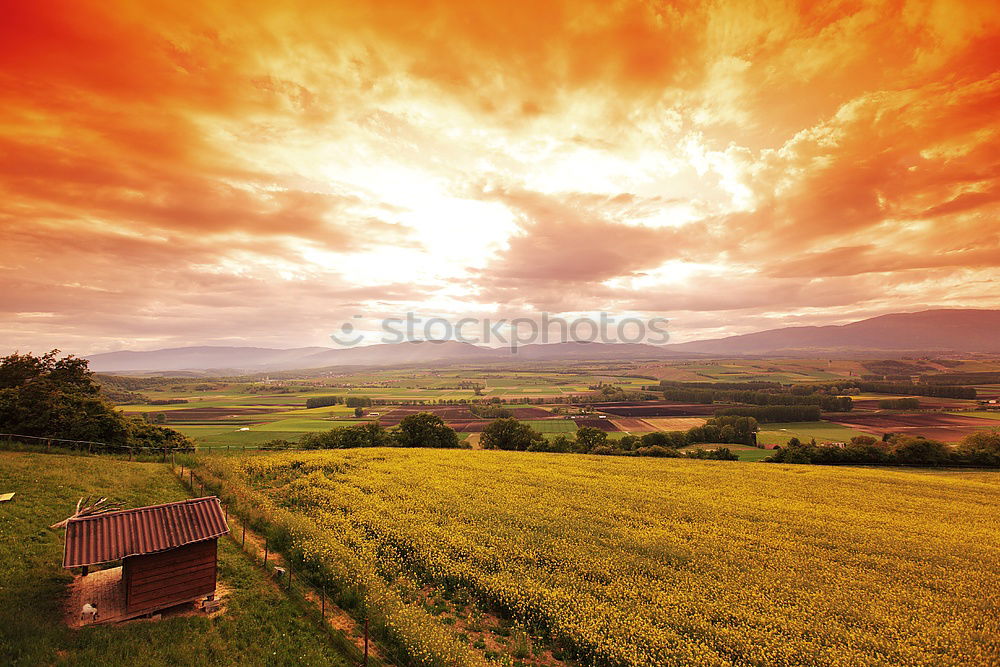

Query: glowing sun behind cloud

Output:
[1, 0, 998, 353]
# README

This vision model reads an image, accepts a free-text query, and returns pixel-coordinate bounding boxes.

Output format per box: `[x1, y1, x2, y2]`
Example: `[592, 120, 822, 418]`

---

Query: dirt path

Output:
[174, 466, 387, 663]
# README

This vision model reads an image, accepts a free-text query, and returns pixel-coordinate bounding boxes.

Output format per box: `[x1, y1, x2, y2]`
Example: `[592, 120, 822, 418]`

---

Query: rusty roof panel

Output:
[62, 496, 229, 568]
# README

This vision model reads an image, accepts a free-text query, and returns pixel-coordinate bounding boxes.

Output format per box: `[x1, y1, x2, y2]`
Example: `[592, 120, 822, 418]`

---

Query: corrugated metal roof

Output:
[63, 496, 229, 568]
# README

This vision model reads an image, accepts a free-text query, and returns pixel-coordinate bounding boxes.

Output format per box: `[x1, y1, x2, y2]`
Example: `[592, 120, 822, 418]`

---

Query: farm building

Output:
[63, 496, 229, 622]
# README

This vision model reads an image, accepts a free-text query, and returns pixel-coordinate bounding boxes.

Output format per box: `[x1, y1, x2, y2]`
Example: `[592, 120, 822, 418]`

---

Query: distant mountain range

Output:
[86, 340, 684, 374]
[665, 309, 1000, 355]
[84, 309, 1000, 374]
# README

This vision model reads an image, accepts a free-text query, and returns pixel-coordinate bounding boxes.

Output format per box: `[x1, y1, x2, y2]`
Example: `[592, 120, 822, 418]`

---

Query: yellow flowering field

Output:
[198, 449, 1000, 666]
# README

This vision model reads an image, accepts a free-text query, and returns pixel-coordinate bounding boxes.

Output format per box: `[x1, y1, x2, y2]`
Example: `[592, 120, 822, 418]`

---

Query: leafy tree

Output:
[889, 435, 950, 465]
[534, 434, 574, 453]
[340, 422, 389, 448]
[0, 350, 192, 449]
[640, 431, 671, 448]
[683, 447, 739, 461]
[956, 430, 1000, 466]
[395, 412, 461, 448]
[300, 430, 343, 449]
[575, 426, 608, 453]
[481, 418, 543, 451]
[618, 435, 641, 451]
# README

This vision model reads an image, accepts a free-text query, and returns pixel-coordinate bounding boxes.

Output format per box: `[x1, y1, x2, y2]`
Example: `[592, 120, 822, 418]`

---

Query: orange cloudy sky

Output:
[2, 0, 999, 353]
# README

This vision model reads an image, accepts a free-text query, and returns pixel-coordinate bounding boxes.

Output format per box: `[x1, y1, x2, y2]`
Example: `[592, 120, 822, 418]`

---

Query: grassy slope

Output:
[0, 451, 349, 666]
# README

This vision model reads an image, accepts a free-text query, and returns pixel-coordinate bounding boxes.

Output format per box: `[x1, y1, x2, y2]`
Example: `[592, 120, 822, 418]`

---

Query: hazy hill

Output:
[83, 309, 1000, 373]
[85, 340, 680, 373]
[665, 309, 1000, 355]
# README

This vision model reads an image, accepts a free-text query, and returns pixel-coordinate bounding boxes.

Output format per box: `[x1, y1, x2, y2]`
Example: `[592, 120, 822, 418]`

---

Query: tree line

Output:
[918, 372, 1000, 386]
[661, 386, 853, 411]
[468, 403, 514, 418]
[765, 431, 1000, 467]
[480, 415, 757, 459]
[287, 412, 463, 449]
[304, 395, 374, 408]
[266, 412, 755, 461]
[820, 381, 976, 399]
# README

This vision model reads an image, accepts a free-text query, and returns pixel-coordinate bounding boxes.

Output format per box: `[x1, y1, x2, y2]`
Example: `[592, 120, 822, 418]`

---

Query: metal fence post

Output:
[242, 523, 246, 547]
[364, 617, 369, 666]
[263, 540, 268, 567]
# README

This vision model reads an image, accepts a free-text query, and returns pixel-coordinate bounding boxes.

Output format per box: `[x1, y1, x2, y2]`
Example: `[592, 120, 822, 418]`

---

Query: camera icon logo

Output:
[329, 316, 365, 346]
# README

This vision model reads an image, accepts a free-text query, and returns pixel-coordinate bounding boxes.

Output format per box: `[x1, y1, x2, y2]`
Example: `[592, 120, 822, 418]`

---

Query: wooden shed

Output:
[63, 497, 229, 617]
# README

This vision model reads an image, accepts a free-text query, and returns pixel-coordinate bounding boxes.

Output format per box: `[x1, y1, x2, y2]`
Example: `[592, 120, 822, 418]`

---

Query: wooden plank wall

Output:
[124, 539, 217, 614]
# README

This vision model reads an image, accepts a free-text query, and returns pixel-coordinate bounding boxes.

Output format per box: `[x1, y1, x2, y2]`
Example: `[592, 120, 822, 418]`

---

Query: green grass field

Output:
[110, 359, 997, 452]
[0, 451, 353, 666]
[757, 421, 874, 446]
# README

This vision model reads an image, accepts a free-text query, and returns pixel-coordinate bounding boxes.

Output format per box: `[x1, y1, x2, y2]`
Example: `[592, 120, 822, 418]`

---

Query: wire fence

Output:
[176, 465, 381, 667]
[0, 433, 196, 461]
[0, 433, 319, 460]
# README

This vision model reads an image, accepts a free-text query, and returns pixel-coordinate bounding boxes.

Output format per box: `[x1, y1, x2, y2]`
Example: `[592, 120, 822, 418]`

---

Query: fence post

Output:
[364, 617, 369, 666]
[288, 565, 292, 591]
[321, 587, 325, 618]
[242, 523, 246, 547]
[263, 540, 268, 567]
